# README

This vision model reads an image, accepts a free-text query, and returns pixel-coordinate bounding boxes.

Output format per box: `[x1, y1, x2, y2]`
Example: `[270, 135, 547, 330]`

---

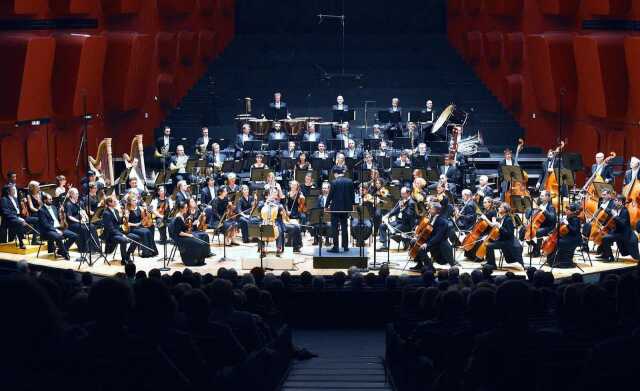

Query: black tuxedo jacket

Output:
[0, 196, 22, 225]
[326, 176, 355, 213]
[200, 187, 216, 205]
[102, 208, 124, 241]
[37, 205, 60, 234]
[155, 136, 176, 153]
[591, 163, 614, 183]
[332, 104, 349, 111]
[235, 134, 254, 150]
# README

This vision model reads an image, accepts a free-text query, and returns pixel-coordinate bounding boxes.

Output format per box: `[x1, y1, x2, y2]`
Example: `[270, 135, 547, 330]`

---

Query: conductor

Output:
[325, 166, 355, 253]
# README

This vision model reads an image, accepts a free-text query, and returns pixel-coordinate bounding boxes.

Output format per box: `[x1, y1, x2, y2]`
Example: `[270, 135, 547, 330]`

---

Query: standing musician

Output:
[455, 189, 478, 232]
[269, 92, 288, 119]
[599, 195, 640, 262]
[194, 126, 211, 157]
[171, 201, 210, 266]
[65, 188, 100, 253]
[80, 182, 100, 219]
[1, 184, 32, 249]
[155, 126, 175, 158]
[123, 192, 158, 257]
[207, 143, 226, 173]
[37, 193, 78, 260]
[235, 124, 254, 158]
[170, 145, 191, 183]
[200, 177, 217, 206]
[521, 190, 557, 257]
[301, 173, 316, 196]
[174, 180, 191, 205]
[410, 202, 456, 272]
[592, 152, 614, 183]
[150, 186, 173, 244]
[101, 195, 140, 264]
[387, 97, 403, 138]
[483, 202, 524, 270]
[303, 122, 322, 143]
[535, 149, 561, 191]
[210, 187, 239, 245]
[325, 166, 354, 253]
[378, 187, 415, 251]
[499, 148, 518, 199]
[236, 185, 258, 243]
[421, 99, 436, 136]
[552, 203, 583, 268]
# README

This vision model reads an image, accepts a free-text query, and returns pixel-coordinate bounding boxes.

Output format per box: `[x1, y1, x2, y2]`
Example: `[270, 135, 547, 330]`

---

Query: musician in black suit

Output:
[455, 189, 477, 231]
[520, 190, 556, 257]
[303, 122, 322, 143]
[235, 124, 254, 152]
[581, 189, 614, 250]
[393, 150, 413, 168]
[174, 180, 191, 206]
[536, 149, 561, 190]
[101, 196, 140, 264]
[484, 202, 524, 269]
[553, 203, 582, 268]
[194, 126, 212, 156]
[281, 141, 299, 160]
[378, 187, 416, 251]
[335, 123, 352, 149]
[37, 193, 78, 260]
[476, 175, 494, 201]
[498, 148, 519, 199]
[325, 167, 354, 252]
[332, 95, 349, 111]
[155, 126, 175, 156]
[1, 184, 28, 248]
[421, 99, 437, 136]
[411, 202, 456, 271]
[440, 156, 461, 185]
[200, 177, 216, 206]
[600, 195, 640, 262]
[343, 139, 360, 160]
[591, 152, 614, 183]
[623, 156, 640, 187]
[269, 92, 288, 119]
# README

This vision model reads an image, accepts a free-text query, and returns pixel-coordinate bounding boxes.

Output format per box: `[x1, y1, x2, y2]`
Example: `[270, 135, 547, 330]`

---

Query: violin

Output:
[122, 208, 130, 234]
[197, 209, 208, 231]
[185, 215, 194, 234]
[19, 196, 29, 218]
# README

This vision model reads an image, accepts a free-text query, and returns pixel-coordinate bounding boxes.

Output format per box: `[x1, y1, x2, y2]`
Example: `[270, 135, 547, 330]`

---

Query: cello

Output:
[541, 221, 570, 256]
[623, 162, 640, 229]
[408, 215, 433, 260]
[523, 201, 546, 242]
[461, 217, 490, 252]
[504, 138, 530, 205]
[475, 218, 501, 260]
[579, 152, 615, 222]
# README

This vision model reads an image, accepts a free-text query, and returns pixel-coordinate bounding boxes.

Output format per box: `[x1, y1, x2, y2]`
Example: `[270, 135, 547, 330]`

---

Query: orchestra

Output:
[3, 93, 640, 275]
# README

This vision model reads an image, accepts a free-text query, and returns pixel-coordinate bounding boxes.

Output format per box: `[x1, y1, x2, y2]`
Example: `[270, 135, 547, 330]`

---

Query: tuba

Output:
[458, 131, 483, 156]
[88, 138, 114, 187]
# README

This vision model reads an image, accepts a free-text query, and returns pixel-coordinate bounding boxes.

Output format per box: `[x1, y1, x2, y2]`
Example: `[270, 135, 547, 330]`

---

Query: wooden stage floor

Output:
[0, 232, 637, 280]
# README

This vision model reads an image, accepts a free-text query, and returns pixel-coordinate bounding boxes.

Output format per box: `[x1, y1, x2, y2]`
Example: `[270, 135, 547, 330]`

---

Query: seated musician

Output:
[394, 150, 412, 168]
[456, 189, 477, 232]
[410, 202, 456, 272]
[1, 184, 32, 249]
[378, 187, 415, 251]
[592, 152, 614, 183]
[312, 182, 332, 246]
[368, 124, 385, 140]
[236, 185, 258, 243]
[264, 172, 283, 200]
[303, 122, 322, 143]
[368, 169, 387, 198]
[404, 121, 418, 139]
[155, 126, 175, 159]
[429, 174, 456, 195]
[26, 181, 43, 244]
[599, 195, 640, 262]
[37, 193, 78, 260]
[282, 141, 298, 160]
[5, 170, 17, 186]
[209, 187, 239, 245]
[65, 188, 100, 253]
[343, 139, 360, 160]
[363, 152, 376, 170]
[123, 177, 142, 202]
[174, 180, 191, 205]
[235, 124, 254, 153]
[171, 201, 210, 266]
[581, 189, 614, 252]
[283, 182, 304, 253]
[251, 153, 268, 170]
[54, 175, 68, 199]
[259, 187, 288, 256]
[150, 186, 173, 244]
[295, 152, 312, 172]
[413, 143, 430, 167]
[81, 170, 102, 194]
[440, 156, 461, 187]
[476, 175, 494, 201]
[225, 172, 240, 193]
[483, 202, 524, 270]
[520, 190, 556, 257]
[335, 123, 351, 149]
[376, 140, 391, 158]
[499, 148, 518, 198]
[352, 184, 375, 247]
[170, 145, 191, 183]
[124, 192, 158, 257]
[301, 172, 316, 196]
[553, 203, 583, 268]
[313, 142, 331, 160]
[268, 121, 288, 143]
[207, 143, 226, 172]
[463, 196, 497, 261]
[80, 182, 100, 220]
[200, 177, 216, 206]
[194, 126, 211, 157]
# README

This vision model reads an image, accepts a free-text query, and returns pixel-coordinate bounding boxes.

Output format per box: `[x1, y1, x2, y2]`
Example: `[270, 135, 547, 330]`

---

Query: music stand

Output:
[408, 111, 427, 123]
[301, 141, 318, 154]
[391, 167, 413, 183]
[90, 206, 105, 224]
[308, 207, 330, 256]
[562, 152, 583, 172]
[117, 167, 132, 194]
[154, 171, 170, 188]
[312, 157, 333, 173]
[295, 169, 315, 183]
[593, 182, 615, 197]
[378, 111, 401, 124]
[333, 109, 356, 123]
[250, 168, 272, 182]
[327, 138, 345, 151]
[392, 137, 411, 150]
[243, 140, 262, 152]
[555, 168, 575, 187]
[248, 223, 276, 270]
[510, 195, 532, 213]
[501, 165, 524, 184]
[272, 107, 287, 120]
[364, 138, 381, 151]
[221, 160, 238, 174]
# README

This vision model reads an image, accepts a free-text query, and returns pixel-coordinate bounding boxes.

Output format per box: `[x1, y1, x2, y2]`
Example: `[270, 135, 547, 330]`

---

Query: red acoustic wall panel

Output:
[52, 34, 107, 117]
[0, 0, 236, 186]
[466, 31, 483, 64]
[504, 33, 524, 70]
[537, 0, 579, 16]
[504, 74, 523, 111]
[0, 34, 55, 122]
[485, 0, 523, 16]
[465, 0, 482, 15]
[585, 0, 631, 16]
[484, 32, 503, 67]
[103, 32, 153, 113]
[574, 34, 628, 119]
[625, 37, 640, 122]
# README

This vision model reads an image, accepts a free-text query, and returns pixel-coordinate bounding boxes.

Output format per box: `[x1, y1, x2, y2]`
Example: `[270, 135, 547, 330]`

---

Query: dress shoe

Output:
[207, 252, 216, 258]
[409, 264, 424, 272]
[293, 247, 301, 253]
[343, 247, 349, 252]
[377, 246, 389, 251]
[18, 243, 26, 250]
[58, 252, 71, 261]
[312, 239, 319, 246]
[327, 247, 340, 253]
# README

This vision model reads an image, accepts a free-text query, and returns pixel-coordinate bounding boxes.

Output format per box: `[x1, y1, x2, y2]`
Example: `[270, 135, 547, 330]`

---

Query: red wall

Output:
[448, 0, 640, 184]
[0, 0, 235, 186]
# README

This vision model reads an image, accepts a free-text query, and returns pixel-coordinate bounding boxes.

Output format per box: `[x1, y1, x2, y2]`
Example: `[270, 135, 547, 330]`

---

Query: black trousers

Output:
[108, 232, 141, 261]
[331, 212, 349, 249]
[41, 229, 78, 254]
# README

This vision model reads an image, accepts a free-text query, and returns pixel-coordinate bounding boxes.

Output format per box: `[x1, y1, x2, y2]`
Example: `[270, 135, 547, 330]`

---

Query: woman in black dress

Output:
[124, 192, 158, 257]
[172, 202, 210, 266]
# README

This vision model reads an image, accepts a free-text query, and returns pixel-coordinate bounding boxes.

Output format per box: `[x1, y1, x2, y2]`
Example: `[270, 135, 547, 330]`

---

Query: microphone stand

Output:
[76, 93, 94, 268]
[159, 151, 170, 272]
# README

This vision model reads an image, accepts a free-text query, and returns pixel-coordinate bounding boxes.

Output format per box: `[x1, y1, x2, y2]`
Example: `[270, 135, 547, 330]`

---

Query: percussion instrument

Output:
[249, 119, 273, 136]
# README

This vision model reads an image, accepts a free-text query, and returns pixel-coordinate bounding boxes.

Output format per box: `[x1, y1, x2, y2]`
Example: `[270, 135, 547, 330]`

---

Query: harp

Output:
[122, 134, 147, 190]
[88, 138, 114, 187]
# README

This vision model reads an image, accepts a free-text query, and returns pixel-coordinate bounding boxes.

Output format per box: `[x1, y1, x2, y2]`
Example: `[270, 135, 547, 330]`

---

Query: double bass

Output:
[623, 164, 640, 229]
[540, 140, 566, 208]
[579, 152, 616, 222]
[504, 138, 530, 205]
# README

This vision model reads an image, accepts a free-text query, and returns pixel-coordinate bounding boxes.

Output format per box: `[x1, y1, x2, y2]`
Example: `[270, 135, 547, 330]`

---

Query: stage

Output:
[0, 231, 636, 280]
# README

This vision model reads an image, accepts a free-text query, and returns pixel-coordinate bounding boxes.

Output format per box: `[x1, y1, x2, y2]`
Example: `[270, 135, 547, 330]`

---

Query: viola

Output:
[409, 216, 433, 260]
[197, 210, 208, 231]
